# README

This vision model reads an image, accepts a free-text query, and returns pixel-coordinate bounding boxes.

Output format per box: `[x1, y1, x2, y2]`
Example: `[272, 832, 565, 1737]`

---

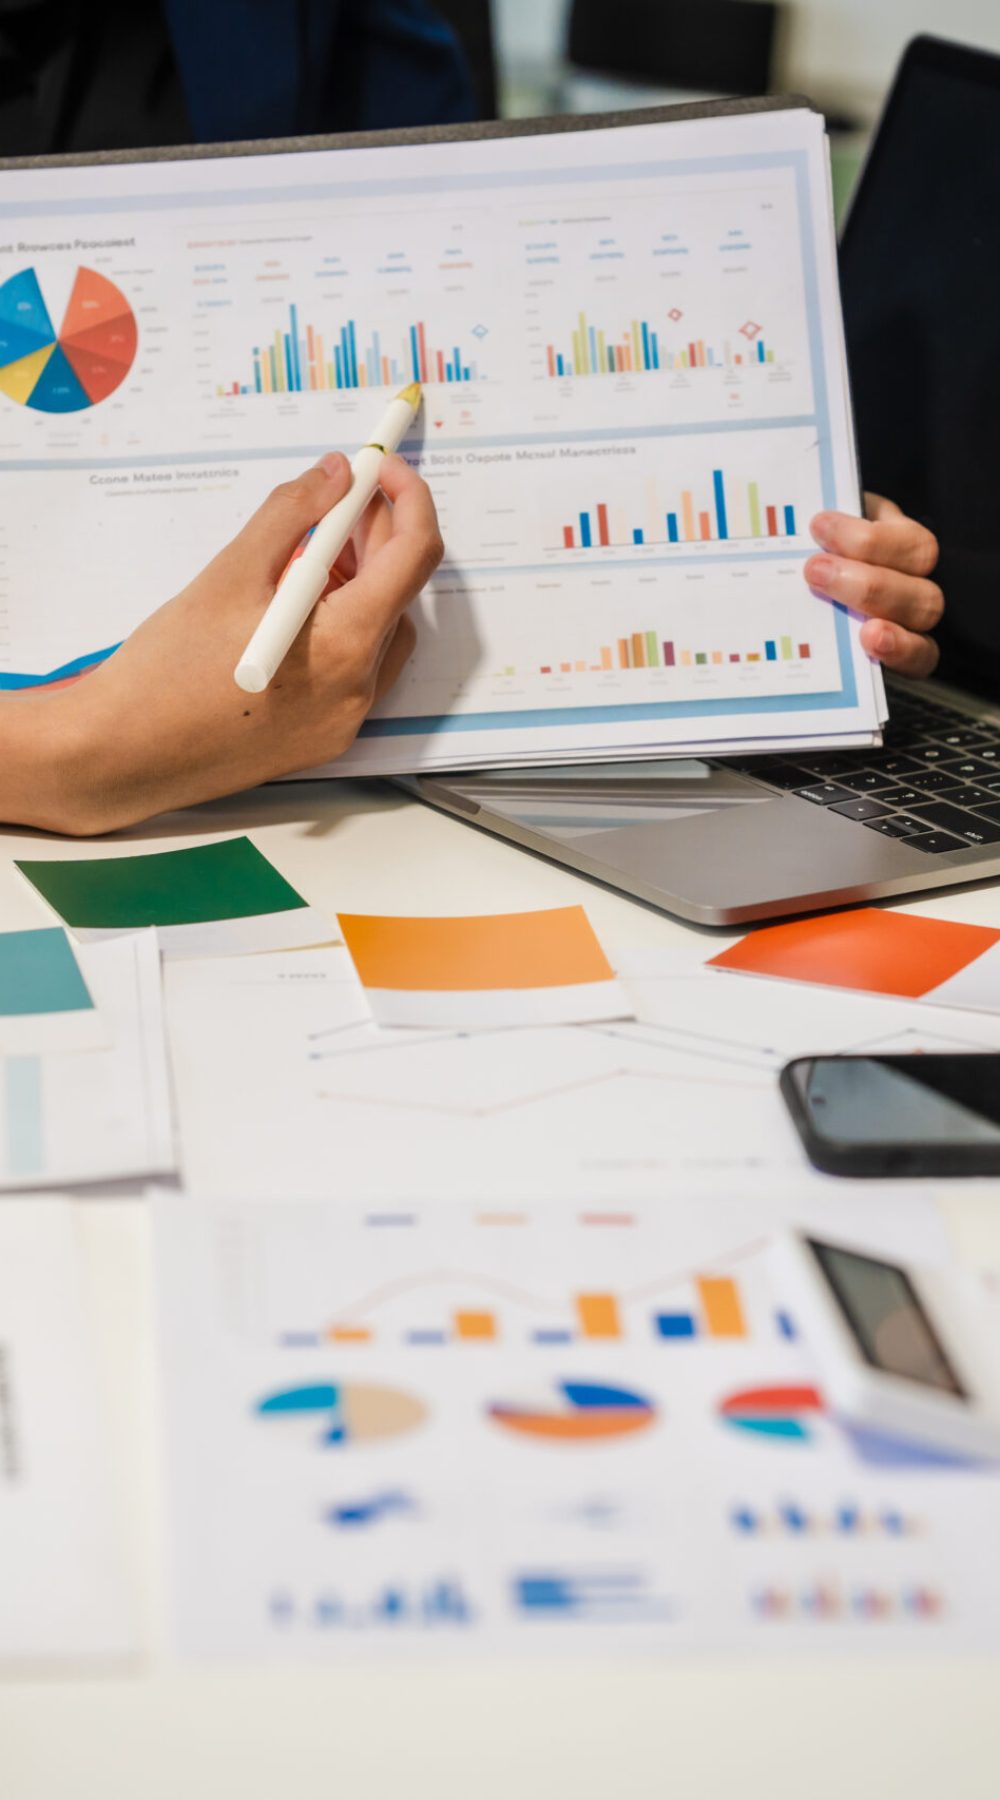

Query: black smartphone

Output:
[779, 1053, 1000, 1177]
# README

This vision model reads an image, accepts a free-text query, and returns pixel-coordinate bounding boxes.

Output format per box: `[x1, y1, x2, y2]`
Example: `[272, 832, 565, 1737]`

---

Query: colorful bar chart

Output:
[219, 303, 482, 395]
[546, 312, 779, 380]
[537, 631, 811, 677]
[558, 468, 798, 551]
[278, 1273, 754, 1348]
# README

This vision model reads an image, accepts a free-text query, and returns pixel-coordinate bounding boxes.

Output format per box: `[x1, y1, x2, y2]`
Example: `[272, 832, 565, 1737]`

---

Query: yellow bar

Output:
[697, 1276, 747, 1338]
[572, 329, 582, 376]
[315, 333, 325, 388]
[274, 330, 286, 393]
[631, 631, 646, 669]
[575, 659, 586, 672]
[455, 1310, 496, 1340]
[681, 490, 696, 541]
[576, 1293, 622, 1339]
[680, 649, 692, 667]
[328, 1324, 372, 1342]
[632, 320, 642, 370]
[597, 328, 607, 372]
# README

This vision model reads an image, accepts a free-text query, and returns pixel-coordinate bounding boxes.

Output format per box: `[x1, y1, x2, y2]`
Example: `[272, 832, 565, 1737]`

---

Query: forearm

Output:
[0, 687, 97, 836]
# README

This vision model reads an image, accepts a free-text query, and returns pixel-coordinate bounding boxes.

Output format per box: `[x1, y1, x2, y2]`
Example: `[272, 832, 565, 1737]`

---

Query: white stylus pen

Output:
[234, 380, 423, 694]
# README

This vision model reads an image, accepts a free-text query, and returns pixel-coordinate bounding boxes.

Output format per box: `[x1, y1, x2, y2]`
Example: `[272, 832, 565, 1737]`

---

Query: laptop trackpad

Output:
[438, 765, 770, 839]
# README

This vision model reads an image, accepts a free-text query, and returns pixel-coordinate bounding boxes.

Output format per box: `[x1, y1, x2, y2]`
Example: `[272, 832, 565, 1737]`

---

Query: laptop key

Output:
[938, 756, 997, 780]
[841, 769, 899, 792]
[795, 783, 855, 805]
[880, 786, 925, 808]
[904, 832, 968, 855]
[862, 815, 929, 839]
[795, 756, 859, 777]
[938, 729, 991, 748]
[970, 800, 1000, 824]
[906, 769, 957, 791]
[874, 753, 924, 775]
[904, 802, 1000, 845]
[749, 763, 815, 790]
[936, 785, 996, 808]
[828, 797, 893, 822]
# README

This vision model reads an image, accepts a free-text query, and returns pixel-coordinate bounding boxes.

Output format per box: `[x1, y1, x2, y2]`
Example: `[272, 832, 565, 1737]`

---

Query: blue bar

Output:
[633, 528, 644, 544]
[406, 1330, 447, 1345]
[655, 1312, 696, 1338]
[784, 504, 797, 536]
[5, 1057, 43, 1177]
[707, 348, 716, 366]
[650, 330, 659, 370]
[757, 339, 766, 363]
[713, 469, 729, 540]
[365, 1213, 417, 1226]
[532, 1328, 573, 1344]
[372, 330, 381, 385]
[776, 1309, 797, 1340]
[765, 640, 777, 661]
[463, 366, 471, 380]
[556, 353, 564, 376]
[446, 367, 453, 382]
[333, 345, 343, 388]
[279, 1332, 321, 1347]
[579, 512, 592, 549]
[452, 347, 461, 380]
[339, 326, 350, 388]
[348, 321, 358, 389]
[252, 353, 261, 394]
[289, 305, 301, 390]
[410, 325, 420, 382]
[283, 333, 294, 390]
[641, 322, 651, 369]
[589, 326, 598, 373]
[666, 513, 679, 543]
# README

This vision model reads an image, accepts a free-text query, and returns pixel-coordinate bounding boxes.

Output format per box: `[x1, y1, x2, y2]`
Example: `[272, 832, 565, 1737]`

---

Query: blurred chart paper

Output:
[0, 1202, 132, 1664]
[709, 908, 1000, 1014]
[154, 1191, 999, 1660]
[0, 925, 107, 1054]
[16, 836, 332, 960]
[0, 930, 174, 1189]
[337, 906, 630, 1027]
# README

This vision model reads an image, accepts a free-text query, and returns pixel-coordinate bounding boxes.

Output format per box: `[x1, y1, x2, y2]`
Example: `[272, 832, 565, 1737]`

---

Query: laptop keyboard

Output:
[727, 690, 1000, 855]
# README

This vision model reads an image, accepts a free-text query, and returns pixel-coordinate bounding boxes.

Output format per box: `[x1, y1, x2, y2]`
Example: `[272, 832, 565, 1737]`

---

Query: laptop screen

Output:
[839, 35, 1000, 698]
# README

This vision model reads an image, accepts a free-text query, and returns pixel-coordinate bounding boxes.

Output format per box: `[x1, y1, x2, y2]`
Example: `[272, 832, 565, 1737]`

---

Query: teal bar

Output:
[0, 927, 92, 1018]
[5, 1056, 44, 1177]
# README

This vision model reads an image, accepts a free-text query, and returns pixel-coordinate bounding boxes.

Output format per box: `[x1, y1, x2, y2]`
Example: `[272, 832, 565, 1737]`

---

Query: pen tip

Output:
[396, 381, 422, 408]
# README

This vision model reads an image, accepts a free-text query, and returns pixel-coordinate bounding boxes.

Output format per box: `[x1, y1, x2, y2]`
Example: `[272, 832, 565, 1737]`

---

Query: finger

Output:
[330, 457, 443, 641]
[809, 498, 939, 578]
[372, 612, 417, 703]
[804, 554, 945, 634]
[226, 454, 353, 585]
[329, 487, 394, 587]
[860, 617, 940, 678]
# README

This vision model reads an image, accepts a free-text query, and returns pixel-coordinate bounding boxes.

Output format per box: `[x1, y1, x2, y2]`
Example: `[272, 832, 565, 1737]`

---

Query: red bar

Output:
[596, 503, 610, 547]
[436, 350, 445, 383]
[663, 641, 676, 667]
[417, 321, 428, 383]
[799, 643, 811, 660]
[540, 665, 552, 673]
[766, 505, 778, 536]
[688, 341, 698, 367]
[729, 652, 740, 663]
[699, 511, 712, 541]
[563, 525, 575, 549]
[547, 346, 556, 376]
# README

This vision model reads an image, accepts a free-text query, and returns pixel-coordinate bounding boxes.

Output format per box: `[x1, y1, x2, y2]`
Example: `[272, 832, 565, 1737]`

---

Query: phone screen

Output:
[805, 1239, 966, 1396]
[789, 1054, 1000, 1151]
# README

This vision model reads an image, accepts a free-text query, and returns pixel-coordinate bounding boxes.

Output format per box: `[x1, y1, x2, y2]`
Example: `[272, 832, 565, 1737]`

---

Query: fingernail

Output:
[807, 555, 836, 586]
[318, 451, 348, 478]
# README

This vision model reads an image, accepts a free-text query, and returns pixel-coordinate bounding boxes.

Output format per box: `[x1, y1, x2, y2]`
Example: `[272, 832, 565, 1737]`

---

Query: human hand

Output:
[9, 453, 442, 835]
[805, 494, 943, 678]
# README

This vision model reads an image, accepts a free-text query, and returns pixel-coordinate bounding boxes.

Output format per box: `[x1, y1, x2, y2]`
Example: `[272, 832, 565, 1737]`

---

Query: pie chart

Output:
[718, 1383, 824, 1442]
[255, 1380, 427, 1447]
[488, 1379, 656, 1443]
[0, 266, 137, 412]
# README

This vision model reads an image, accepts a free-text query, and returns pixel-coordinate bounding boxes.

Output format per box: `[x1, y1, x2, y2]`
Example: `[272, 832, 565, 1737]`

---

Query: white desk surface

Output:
[3, 778, 1000, 1800]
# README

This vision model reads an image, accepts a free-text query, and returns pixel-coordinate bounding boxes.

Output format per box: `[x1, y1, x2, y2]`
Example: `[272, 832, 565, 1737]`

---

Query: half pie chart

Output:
[0, 266, 137, 411]
[488, 1379, 657, 1443]
[255, 1380, 427, 1447]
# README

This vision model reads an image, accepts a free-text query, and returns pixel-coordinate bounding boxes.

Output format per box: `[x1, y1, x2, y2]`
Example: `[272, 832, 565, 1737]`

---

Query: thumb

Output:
[228, 453, 352, 584]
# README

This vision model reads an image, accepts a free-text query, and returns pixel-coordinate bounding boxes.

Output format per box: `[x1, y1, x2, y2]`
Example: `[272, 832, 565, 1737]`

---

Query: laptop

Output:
[404, 35, 1000, 926]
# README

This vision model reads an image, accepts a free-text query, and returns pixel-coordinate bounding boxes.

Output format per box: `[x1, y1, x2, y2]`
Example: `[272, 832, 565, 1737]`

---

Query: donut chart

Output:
[0, 266, 137, 412]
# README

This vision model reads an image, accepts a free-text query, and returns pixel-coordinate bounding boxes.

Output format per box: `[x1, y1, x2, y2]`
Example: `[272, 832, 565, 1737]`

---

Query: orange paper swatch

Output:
[709, 907, 1000, 999]
[338, 906, 614, 992]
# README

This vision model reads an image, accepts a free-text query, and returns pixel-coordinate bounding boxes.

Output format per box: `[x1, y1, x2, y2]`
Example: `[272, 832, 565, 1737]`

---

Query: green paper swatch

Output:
[0, 927, 93, 1016]
[17, 837, 308, 930]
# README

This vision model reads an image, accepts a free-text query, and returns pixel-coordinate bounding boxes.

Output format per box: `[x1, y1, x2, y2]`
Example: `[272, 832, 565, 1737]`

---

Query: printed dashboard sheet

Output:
[0, 107, 881, 767]
[155, 1193, 998, 1659]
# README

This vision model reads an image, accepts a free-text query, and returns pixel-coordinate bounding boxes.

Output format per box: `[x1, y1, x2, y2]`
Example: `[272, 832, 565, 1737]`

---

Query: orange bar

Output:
[560, 661, 571, 673]
[575, 659, 586, 671]
[618, 637, 630, 669]
[697, 1276, 746, 1338]
[681, 490, 696, 541]
[680, 649, 692, 667]
[576, 1293, 622, 1339]
[455, 1310, 496, 1340]
[328, 1324, 372, 1342]
[338, 904, 614, 993]
[699, 511, 712, 541]
[315, 333, 326, 388]
[601, 645, 613, 670]
[631, 631, 646, 669]
[711, 650, 723, 665]
[382, 354, 391, 384]
[697, 339, 706, 367]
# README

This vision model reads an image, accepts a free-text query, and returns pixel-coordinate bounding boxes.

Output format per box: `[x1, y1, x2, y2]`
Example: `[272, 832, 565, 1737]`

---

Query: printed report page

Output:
[0, 107, 883, 769]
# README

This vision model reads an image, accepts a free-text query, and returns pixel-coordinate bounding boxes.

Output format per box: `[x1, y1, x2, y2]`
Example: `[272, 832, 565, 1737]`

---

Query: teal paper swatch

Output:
[0, 927, 93, 1018]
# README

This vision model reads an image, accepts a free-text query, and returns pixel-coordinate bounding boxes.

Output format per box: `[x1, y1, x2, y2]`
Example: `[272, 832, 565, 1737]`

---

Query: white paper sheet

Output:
[0, 106, 882, 765]
[155, 1190, 1000, 1660]
[0, 1201, 133, 1663]
[0, 929, 175, 1189]
[163, 943, 999, 1208]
